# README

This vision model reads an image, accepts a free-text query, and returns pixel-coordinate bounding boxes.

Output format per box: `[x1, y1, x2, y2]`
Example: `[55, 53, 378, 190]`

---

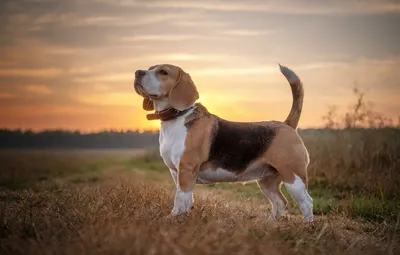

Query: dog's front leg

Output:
[169, 168, 178, 185]
[170, 160, 198, 216]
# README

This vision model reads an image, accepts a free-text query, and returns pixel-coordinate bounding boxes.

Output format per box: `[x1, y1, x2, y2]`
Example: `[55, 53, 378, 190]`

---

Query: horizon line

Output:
[2, 126, 399, 134]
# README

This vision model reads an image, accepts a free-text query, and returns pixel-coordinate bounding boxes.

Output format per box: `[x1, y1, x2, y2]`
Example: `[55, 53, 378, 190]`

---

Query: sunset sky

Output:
[0, 0, 399, 131]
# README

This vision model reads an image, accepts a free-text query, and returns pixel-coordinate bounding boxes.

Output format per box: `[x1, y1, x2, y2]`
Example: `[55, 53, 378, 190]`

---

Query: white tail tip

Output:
[279, 64, 300, 84]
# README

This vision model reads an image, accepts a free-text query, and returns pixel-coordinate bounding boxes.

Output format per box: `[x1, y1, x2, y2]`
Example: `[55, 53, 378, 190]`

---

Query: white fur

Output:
[141, 69, 161, 96]
[284, 175, 314, 222]
[197, 165, 276, 184]
[197, 168, 237, 184]
[157, 105, 195, 216]
[264, 191, 286, 221]
[257, 179, 287, 221]
[170, 187, 194, 216]
[236, 164, 276, 182]
[159, 109, 193, 170]
[279, 64, 300, 84]
[140, 64, 313, 222]
[169, 168, 178, 185]
[155, 103, 313, 221]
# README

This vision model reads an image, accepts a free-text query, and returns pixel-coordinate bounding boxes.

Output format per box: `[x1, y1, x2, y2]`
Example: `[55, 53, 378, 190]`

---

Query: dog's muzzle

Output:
[134, 70, 146, 96]
[133, 69, 163, 99]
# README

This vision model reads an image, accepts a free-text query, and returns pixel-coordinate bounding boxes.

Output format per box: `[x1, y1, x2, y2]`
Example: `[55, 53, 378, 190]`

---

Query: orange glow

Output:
[0, 0, 399, 131]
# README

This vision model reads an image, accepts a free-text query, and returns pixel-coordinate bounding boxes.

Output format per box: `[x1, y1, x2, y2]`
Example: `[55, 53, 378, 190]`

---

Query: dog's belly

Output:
[196, 168, 237, 184]
[196, 164, 276, 184]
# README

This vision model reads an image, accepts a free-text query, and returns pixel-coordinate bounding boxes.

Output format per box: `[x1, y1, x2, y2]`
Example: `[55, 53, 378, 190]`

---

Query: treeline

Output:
[0, 129, 159, 149]
[1, 128, 399, 149]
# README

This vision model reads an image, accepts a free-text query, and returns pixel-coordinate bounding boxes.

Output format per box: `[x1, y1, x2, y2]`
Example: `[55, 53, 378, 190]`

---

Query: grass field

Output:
[0, 129, 399, 255]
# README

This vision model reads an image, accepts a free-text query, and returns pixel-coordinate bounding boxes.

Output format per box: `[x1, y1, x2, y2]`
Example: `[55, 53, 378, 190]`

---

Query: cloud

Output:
[0, 92, 17, 99]
[147, 53, 237, 62]
[25, 85, 53, 96]
[69, 60, 357, 86]
[98, 0, 400, 14]
[190, 62, 348, 77]
[121, 34, 226, 42]
[0, 68, 63, 78]
[0, 67, 89, 78]
[92, 84, 112, 92]
[46, 46, 81, 55]
[298, 62, 348, 70]
[87, 53, 243, 70]
[74, 73, 132, 83]
[67, 67, 92, 75]
[65, 14, 193, 28]
[192, 66, 279, 76]
[221, 30, 276, 36]
[16, 7, 201, 30]
[0, 104, 97, 117]
[171, 20, 228, 28]
[0, 0, 398, 131]
[74, 92, 138, 107]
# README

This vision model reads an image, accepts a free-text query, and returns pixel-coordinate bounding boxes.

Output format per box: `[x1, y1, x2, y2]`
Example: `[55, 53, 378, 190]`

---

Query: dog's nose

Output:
[135, 70, 146, 77]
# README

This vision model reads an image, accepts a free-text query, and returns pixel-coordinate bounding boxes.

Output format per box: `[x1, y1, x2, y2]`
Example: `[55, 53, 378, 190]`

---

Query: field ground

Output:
[0, 148, 399, 255]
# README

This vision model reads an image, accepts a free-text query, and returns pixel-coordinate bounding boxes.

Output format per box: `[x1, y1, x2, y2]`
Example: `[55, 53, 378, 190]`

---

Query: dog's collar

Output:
[146, 106, 194, 121]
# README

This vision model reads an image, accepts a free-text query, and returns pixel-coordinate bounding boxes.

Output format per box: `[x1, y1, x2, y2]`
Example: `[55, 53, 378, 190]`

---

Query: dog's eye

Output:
[159, 70, 168, 75]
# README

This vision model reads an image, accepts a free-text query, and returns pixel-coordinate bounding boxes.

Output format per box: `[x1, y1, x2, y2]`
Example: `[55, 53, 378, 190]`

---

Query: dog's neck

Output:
[153, 99, 170, 112]
[148, 99, 194, 122]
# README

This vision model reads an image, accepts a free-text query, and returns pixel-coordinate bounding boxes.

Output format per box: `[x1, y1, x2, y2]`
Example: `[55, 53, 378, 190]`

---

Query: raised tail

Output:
[279, 64, 304, 129]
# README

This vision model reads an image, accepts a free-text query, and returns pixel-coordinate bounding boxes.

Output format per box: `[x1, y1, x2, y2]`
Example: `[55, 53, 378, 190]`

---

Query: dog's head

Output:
[134, 64, 199, 111]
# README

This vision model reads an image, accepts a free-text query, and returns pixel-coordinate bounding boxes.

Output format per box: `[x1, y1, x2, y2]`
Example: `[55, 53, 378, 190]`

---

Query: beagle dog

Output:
[133, 64, 313, 222]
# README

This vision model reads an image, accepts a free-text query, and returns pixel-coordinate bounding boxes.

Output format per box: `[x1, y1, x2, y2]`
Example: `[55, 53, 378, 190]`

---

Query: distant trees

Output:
[0, 129, 159, 149]
[322, 87, 397, 129]
[1, 87, 398, 149]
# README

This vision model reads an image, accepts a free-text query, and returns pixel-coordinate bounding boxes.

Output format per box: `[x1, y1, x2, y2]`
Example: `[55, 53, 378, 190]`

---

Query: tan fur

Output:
[135, 63, 312, 220]
[178, 116, 215, 191]
[140, 64, 199, 111]
[285, 78, 304, 129]
[258, 174, 286, 201]
[168, 68, 199, 111]
[153, 64, 181, 95]
[260, 125, 309, 185]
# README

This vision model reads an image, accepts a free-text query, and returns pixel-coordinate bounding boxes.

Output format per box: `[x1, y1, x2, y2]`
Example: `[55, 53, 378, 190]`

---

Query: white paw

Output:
[170, 189, 194, 216]
[267, 214, 278, 222]
[267, 211, 285, 222]
[304, 215, 314, 222]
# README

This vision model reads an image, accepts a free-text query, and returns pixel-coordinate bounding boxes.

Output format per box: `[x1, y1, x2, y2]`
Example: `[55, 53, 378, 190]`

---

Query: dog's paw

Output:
[165, 211, 191, 221]
[165, 213, 176, 220]
[304, 215, 314, 223]
[267, 211, 288, 223]
[167, 207, 193, 218]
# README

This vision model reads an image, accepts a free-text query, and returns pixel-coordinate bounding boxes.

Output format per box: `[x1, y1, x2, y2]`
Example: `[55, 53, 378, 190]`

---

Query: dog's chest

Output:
[159, 118, 188, 170]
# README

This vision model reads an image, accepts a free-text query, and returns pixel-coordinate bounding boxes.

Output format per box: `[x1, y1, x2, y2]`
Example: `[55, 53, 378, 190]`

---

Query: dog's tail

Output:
[279, 64, 304, 130]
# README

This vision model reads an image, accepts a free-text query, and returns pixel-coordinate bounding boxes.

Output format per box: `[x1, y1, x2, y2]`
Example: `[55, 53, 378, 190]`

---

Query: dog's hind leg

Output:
[257, 173, 288, 221]
[284, 174, 313, 222]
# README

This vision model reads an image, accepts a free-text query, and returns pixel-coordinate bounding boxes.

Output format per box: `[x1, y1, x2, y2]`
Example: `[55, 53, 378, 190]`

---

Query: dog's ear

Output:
[169, 68, 199, 111]
[142, 97, 154, 111]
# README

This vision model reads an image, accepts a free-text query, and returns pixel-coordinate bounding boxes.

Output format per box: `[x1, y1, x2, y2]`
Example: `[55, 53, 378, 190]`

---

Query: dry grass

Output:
[0, 143, 399, 255]
[301, 129, 400, 199]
